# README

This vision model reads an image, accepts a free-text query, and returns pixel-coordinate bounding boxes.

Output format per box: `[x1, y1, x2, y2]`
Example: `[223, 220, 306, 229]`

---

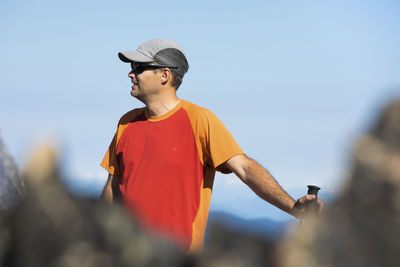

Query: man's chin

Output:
[130, 89, 138, 97]
[130, 90, 145, 102]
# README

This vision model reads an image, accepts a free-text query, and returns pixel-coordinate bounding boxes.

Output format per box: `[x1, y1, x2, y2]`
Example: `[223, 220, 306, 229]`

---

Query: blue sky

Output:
[1, 0, 400, 221]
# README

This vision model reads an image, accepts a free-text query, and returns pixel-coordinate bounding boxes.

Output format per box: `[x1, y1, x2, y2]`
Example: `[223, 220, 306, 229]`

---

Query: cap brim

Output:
[118, 51, 154, 63]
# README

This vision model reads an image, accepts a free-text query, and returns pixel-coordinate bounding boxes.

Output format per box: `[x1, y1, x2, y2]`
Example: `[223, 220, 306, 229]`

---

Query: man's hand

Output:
[292, 194, 325, 219]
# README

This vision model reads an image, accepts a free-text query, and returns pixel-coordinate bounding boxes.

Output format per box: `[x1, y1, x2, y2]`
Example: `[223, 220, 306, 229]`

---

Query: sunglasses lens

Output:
[136, 66, 143, 74]
[131, 63, 144, 74]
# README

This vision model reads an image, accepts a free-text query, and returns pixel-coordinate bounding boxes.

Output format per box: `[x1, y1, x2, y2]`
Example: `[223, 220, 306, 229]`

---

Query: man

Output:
[101, 38, 323, 253]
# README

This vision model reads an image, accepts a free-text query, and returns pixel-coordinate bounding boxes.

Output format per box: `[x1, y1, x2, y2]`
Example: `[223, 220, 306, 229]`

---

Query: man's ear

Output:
[160, 68, 171, 85]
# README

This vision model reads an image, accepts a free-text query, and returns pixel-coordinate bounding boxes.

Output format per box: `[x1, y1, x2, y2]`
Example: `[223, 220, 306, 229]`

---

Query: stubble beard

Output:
[130, 87, 146, 103]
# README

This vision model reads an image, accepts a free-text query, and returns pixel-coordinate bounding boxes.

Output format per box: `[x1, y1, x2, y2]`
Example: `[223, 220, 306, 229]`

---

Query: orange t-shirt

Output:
[101, 99, 244, 252]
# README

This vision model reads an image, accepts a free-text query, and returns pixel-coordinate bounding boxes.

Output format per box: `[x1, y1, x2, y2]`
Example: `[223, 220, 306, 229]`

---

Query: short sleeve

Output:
[100, 133, 120, 177]
[204, 110, 244, 173]
[182, 101, 244, 174]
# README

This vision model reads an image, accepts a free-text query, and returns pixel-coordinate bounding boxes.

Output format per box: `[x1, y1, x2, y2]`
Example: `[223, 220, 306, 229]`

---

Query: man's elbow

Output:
[225, 154, 253, 184]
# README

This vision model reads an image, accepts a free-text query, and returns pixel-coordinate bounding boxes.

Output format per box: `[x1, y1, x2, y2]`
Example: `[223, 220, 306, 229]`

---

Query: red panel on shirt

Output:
[115, 108, 203, 249]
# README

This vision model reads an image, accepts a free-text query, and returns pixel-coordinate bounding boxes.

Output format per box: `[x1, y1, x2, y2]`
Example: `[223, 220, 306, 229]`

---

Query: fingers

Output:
[297, 194, 316, 204]
[292, 194, 326, 219]
[297, 194, 325, 214]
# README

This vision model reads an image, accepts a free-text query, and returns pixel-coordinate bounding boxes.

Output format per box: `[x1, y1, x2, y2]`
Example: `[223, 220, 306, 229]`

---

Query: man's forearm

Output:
[226, 154, 324, 218]
[244, 160, 296, 215]
[227, 155, 297, 216]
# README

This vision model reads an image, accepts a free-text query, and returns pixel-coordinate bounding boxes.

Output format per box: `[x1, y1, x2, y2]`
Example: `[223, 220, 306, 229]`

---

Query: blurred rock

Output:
[201, 222, 276, 267]
[0, 137, 24, 211]
[279, 99, 400, 267]
[0, 141, 278, 267]
[0, 144, 192, 267]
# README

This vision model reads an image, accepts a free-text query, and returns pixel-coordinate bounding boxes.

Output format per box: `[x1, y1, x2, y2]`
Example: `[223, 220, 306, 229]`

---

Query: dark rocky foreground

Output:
[279, 99, 400, 267]
[0, 145, 193, 267]
[0, 141, 274, 267]
[0, 138, 24, 211]
[1, 99, 400, 267]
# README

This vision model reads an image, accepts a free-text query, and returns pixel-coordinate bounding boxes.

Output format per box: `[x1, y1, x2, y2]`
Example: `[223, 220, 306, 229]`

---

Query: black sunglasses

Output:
[130, 63, 178, 74]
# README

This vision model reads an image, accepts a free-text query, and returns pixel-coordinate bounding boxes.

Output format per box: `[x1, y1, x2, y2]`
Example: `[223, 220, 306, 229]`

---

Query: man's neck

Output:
[145, 95, 181, 117]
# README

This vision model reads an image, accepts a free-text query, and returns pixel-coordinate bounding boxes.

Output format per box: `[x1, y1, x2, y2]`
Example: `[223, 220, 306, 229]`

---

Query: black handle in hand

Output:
[306, 185, 321, 214]
[307, 185, 321, 198]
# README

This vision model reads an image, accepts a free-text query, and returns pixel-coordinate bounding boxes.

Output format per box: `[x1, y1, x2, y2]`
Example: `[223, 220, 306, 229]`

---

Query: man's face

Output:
[128, 62, 163, 101]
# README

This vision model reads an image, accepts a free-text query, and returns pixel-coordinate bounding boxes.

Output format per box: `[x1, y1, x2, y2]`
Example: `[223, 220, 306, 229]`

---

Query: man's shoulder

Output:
[118, 107, 146, 125]
[181, 100, 216, 119]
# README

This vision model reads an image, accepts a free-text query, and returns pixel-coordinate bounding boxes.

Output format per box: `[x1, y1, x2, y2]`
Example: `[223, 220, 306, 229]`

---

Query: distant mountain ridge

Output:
[206, 211, 292, 241]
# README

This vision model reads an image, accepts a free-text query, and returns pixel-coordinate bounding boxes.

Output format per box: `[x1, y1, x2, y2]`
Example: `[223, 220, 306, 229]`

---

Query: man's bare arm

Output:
[101, 174, 114, 202]
[225, 154, 299, 217]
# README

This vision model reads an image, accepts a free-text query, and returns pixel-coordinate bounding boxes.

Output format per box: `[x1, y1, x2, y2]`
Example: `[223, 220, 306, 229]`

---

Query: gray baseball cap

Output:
[118, 38, 189, 78]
